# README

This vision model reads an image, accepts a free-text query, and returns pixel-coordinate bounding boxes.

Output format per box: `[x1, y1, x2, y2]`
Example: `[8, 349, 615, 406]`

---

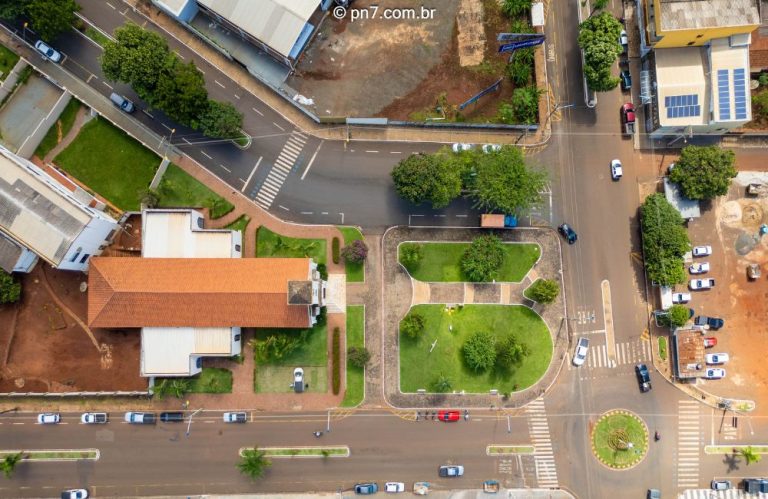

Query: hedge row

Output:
[332, 237, 340, 264]
[332, 327, 341, 395]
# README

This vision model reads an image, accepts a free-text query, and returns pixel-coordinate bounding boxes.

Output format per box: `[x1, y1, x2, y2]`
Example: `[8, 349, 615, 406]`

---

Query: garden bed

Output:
[256, 226, 327, 265]
[338, 226, 365, 282]
[341, 306, 365, 407]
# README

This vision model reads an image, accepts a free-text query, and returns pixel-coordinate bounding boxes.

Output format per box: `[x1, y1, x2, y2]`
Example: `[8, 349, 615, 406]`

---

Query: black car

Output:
[160, 411, 184, 423]
[635, 364, 652, 392]
[620, 70, 632, 91]
[695, 316, 724, 330]
[558, 223, 578, 244]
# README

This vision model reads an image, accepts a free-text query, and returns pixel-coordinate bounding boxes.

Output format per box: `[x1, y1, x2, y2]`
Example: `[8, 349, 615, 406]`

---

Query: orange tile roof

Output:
[88, 257, 312, 328]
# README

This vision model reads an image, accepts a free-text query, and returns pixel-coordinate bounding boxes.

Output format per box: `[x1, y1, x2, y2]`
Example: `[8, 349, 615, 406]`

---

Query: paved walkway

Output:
[41, 104, 91, 163]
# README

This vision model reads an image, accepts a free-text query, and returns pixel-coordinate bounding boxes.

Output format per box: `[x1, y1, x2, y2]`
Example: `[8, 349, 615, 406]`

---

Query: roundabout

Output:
[591, 409, 649, 470]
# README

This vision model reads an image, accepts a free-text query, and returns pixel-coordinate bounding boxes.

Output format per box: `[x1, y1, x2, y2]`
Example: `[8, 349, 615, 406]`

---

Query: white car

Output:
[705, 368, 726, 379]
[37, 412, 60, 424]
[293, 367, 304, 393]
[572, 337, 589, 366]
[385, 482, 405, 493]
[482, 144, 501, 153]
[705, 353, 729, 365]
[452, 143, 472, 153]
[692, 245, 712, 257]
[689, 278, 715, 290]
[619, 30, 629, 52]
[223, 412, 247, 423]
[672, 292, 691, 304]
[689, 262, 710, 274]
[61, 490, 89, 499]
[610, 159, 623, 180]
[80, 412, 108, 424]
[34, 40, 62, 63]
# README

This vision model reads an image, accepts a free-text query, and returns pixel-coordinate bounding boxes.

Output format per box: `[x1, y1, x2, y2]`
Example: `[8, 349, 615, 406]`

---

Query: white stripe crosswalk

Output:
[525, 398, 558, 488]
[677, 399, 702, 489]
[569, 339, 651, 370]
[254, 131, 307, 208]
[680, 490, 768, 498]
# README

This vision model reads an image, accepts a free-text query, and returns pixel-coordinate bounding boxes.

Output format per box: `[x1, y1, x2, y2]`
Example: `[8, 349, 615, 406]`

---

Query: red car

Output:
[437, 410, 461, 422]
[703, 337, 717, 348]
[621, 103, 636, 136]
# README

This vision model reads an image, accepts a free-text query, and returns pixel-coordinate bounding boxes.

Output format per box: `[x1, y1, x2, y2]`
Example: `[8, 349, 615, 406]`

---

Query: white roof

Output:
[141, 327, 233, 376]
[655, 47, 708, 127]
[142, 209, 234, 258]
[0, 147, 92, 266]
[198, 0, 317, 58]
[153, 0, 190, 16]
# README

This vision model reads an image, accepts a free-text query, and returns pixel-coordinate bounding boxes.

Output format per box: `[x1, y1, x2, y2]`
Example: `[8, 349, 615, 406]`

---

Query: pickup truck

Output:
[81, 412, 108, 424]
[481, 214, 518, 228]
[124, 412, 156, 424]
[689, 278, 715, 290]
[621, 103, 636, 136]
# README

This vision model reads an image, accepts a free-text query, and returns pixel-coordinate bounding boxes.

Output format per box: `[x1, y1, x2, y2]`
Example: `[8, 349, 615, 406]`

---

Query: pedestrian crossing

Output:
[568, 339, 651, 370]
[677, 399, 702, 489]
[679, 490, 768, 498]
[254, 131, 307, 209]
[525, 398, 558, 488]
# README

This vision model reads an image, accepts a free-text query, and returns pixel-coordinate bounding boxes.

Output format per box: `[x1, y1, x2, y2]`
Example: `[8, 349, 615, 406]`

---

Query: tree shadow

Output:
[723, 452, 741, 472]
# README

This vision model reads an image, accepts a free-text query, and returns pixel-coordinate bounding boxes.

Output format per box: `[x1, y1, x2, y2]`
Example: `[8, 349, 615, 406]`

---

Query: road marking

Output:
[252, 107, 264, 116]
[12, 422, 24, 425]
[240, 156, 262, 192]
[174, 51, 185, 60]
[201, 150, 213, 160]
[161, 123, 173, 132]
[321, 211, 328, 215]
[254, 133, 307, 208]
[214, 80, 225, 88]
[273, 122, 285, 132]
[234, 94, 240, 100]
[278, 205, 289, 211]
[86, 74, 95, 83]
[182, 138, 191, 145]
[456, 214, 468, 218]
[142, 109, 154, 119]
[219, 164, 231, 173]
[365, 150, 379, 153]
[101, 81, 113, 90]
[301, 141, 323, 180]
[301, 211, 313, 215]
[106, 1, 116, 8]
[390, 151, 402, 154]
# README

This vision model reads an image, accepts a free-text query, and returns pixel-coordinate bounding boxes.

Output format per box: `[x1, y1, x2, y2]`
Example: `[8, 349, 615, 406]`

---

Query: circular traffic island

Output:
[591, 409, 649, 470]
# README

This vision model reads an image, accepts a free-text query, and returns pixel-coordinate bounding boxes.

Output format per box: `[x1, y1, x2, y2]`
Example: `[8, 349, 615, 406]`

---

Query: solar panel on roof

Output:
[717, 69, 730, 121]
[666, 94, 701, 120]
[733, 68, 747, 120]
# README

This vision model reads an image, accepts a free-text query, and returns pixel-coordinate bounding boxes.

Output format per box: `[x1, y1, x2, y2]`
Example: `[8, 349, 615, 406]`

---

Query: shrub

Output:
[432, 373, 452, 393]
[400, 313, 426, 339]
[153, 378, 192, 399]
[0, 271, 21, 304]
[665, 305, 692, 328]
[347, 346, 371, 368]
[496, 334, 530, 368]
[463, 331, 497, 372]
[759, 72, 768, 87]
[332, 327, 341, 395]
[526, 279, 559, 304]
[317, 263, 328, 280]
[138, 188, 159, 208]
[501, 0, 532, 17]
[341, 239, 368, 264]
[400, 244, 424, 269]
[332, 237, 340, 264]
[461, 235, 505, 282]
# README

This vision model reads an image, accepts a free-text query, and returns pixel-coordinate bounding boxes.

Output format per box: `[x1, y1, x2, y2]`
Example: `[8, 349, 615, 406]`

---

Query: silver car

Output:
[572, 337, 589, 366]
[34, 40, 62, 63]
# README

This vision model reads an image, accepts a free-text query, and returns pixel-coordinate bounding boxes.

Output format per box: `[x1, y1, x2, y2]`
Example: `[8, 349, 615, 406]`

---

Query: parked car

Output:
[80, 412, 108, 424]
[619, 29, 629, 54]
[385, 482, 405, 493]
[34, 40, 62, 63]
[647, 489, 661, 499]
[711, 479, 731, 490]
[689, 262, 710, 274]
[160, 411, 184, 423]
[610, 159, 623, 180]
[705, 353, 729, 365]
[37, 413, 60, 424]
[703, 337, 718, 348]
[60, 489, 89, 499]
[621, 103, 635, 136]
[482, 144, 501, 153]
[558, 223, 578, 244]
[354, 483, 379, 495]
[293, 367, 304, 393]
[743, 478, 768, 493]
[452, 143, 472, 153]
[438, 465, 464, 477]
[748, 263, 762, 280]
[572, 337, 589, 366]
[109, 92, 135, 113]
[689, 278, 715, 290]
[124, 412, 156, 424]
[693, 245, 712, 257]
[223, 412, 247, 423]
[672, 292, 691, 304]
[635, 364, 652, 392]
[437, 410, 460, 422]
[705, 368, 726, 379]
[695, 316, 724, 330]
[620, 69, 632, 91]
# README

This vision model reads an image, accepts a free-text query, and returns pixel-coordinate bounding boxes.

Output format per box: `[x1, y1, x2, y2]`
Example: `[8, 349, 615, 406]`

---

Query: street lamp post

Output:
[516, 103, 574, 144]
[22, 22, 28, 42]
[185, 408, 203, 437]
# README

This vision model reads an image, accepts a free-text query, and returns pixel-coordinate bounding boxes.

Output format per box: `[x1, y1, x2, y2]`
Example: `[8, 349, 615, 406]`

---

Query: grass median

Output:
[341, 305, 365, 407]
[0, 449, 99, 461]
[240, 446, 349, 458]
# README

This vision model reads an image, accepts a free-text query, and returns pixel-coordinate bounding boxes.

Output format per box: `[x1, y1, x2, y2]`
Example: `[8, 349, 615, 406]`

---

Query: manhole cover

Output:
[735, 232, 758, 256]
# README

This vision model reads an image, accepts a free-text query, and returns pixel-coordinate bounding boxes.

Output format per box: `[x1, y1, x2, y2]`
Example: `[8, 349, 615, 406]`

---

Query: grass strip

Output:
[189, 367, 232, 394]
[341, 305, 364, 407]
[241, 447, 349, 458]
[705, 445, 768, 454]
[658, 336, 667, 361]
[0, 43, 19, 82]
[84, 27, 110, 47]
[487, 445, 535, 455]
[332, 327, 340, 395]
[338, 226, 365, 282]
[35, 98, 82, 159]
[0, 449, 99, 461]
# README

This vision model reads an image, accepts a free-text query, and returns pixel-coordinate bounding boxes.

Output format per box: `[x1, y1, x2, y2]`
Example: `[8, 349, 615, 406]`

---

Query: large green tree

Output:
[668, 145, 737, 200]
[461, 235, 505, 282]
[400, 313, 425, 340]
[578, 12, 622, 92]
[154, 60, 208, 125]
[0, 271, 21, 304]
[0, 0, 29, 20]
[237, 447, 271, 480]
[390, 153, 462, 209]
[463, 331, 497, 372]
[0, 452, 23, 478]
[197, 100, 244, 139]
[640, 193, 690, 286]
[666, 304, 692, 328]
[25, 0, 79, 42]
[468, 146, 547, 214]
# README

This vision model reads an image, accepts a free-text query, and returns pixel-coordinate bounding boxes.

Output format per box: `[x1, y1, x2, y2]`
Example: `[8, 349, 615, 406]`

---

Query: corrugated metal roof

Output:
[659, 0, 760, 31]
[141, 327, 232, 376]
[198, 0, 318, 58]
[0, 232, 23, 273]
[142, 210, 234, 258]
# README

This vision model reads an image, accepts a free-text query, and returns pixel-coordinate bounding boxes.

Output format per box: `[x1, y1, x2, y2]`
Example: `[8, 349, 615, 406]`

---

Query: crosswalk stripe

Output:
[251, 133, 308, 208]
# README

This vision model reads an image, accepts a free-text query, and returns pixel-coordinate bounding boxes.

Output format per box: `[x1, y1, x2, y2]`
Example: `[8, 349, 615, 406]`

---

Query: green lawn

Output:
[35, 98, 82, 159]
[84, 27, 111, 47]
[253, 321, 328, 393]
[243, 446, 349, 457]
[399, 242, 540, 282]
[592, 412, 648, 468]
[338, 226, 365, 282]
[0, 44, 19, 81]
[54, 117, 160, 211]
[399, 304, 552, 393]
[157, 164, 234, 219]
[256, 226, 327, 265]
[341, 306, 365, 407]
[189, 367, 232, 393]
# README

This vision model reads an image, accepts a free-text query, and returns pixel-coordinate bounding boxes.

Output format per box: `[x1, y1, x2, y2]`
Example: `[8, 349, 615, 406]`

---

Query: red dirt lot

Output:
[0, 265, 145, 393]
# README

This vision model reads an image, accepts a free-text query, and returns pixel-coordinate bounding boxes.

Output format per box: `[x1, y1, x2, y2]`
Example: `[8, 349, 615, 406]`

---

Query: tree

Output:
[461, 235, 505, 282]
[400, 244, 423, 269]
[341, 239, 368, 264]
[463, 331, 497, 372]
[590, 0, 609, 15]
[640, 193, 690, 286]
[432, 373, 452, 393]
[578, 12, 623, 92]
[0, 452, 23, 478]
[197, 100, 243, 139]
[347, 346, 370, 368]
[469, 146, 548, 214]
[25, 0, 79, 42]
[390, 153, 462, 209]
[400, 313, 425, 339]
[526, 278, 559, 304]
[237, 447, 271, 480]
[0, 0, 29, 20]
[668, 145, 737, 200]
[666, 305, 692, 328]
[496, 334, 529, 368]
[0, 271, 21, 304]
[740, 446, 762, 466]
[101, 23, 173, 101]
[498, 85, 542, 124]
[501, 0, 532, 17]
[154, 60, 208, 125]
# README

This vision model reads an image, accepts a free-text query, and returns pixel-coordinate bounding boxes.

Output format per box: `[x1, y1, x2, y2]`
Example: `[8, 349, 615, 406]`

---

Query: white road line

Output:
[219, 164, 231, 173]
[214, 80, 225, 88]
[174, 51, 185, 60]
[252, 107, 264, 116]
[278, 205, 289, 211]
[234, 94, 240, 99]
[301, 141, 324, 180]
[182, 138, 191, 145]
[106, 1, 116, 8]
[321, 211, 328, 215]
[273, 122, 285, 131]
[301, 211, 313, 215]
[161, 123, 173, 132]
[101, 81, 113, 90]
[142, 109, 154, 118]
[365, 150, 379, 153]
[201, 150, 213, 160]
[240, 156, 263, 192]
[456, 214, 468, 218]
[390, 151, 402, 154]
